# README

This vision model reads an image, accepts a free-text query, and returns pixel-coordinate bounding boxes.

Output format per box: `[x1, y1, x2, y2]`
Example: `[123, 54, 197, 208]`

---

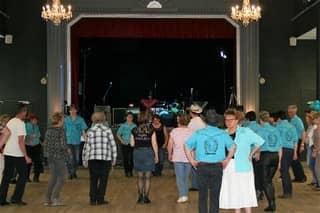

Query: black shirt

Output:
[152, 124, 165, 148]
[132, 124, 154, 148]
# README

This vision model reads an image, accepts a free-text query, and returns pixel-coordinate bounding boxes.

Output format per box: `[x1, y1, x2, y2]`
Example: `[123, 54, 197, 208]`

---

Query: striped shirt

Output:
[82, 124, 117, 164]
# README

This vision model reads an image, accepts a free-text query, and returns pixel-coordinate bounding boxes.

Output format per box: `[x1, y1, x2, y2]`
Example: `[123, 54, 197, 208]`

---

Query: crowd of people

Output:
[0, 102, 319, 213]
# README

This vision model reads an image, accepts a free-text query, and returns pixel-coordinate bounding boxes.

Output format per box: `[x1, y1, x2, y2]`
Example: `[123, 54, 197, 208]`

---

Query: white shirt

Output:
[188, 116, 206, 133]
[3, 118, 26, 157]
[307, 124, 317, 147]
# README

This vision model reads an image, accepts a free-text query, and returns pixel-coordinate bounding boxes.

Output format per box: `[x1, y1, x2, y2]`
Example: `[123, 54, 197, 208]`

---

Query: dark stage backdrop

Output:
[71, 18, 236, 118]
[79, 38, 235, 121]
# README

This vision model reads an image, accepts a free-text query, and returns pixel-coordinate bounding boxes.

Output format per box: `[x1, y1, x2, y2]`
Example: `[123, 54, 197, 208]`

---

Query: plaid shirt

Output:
[82, 124, 117, 164]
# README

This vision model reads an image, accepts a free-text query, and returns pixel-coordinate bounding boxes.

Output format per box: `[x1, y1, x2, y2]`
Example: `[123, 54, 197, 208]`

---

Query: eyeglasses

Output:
[225, 118, 236, 122]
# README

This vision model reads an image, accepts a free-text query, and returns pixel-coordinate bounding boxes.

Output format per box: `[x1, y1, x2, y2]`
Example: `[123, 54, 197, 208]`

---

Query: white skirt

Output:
[219, 159, 258, 209]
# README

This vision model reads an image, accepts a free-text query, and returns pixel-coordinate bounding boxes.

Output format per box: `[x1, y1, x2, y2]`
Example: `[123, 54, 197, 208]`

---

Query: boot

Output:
[264, 200, 276, 212]
[137, 193, 144, 204]
[33, 173, 40, 182]
[143, 194, 151, 204]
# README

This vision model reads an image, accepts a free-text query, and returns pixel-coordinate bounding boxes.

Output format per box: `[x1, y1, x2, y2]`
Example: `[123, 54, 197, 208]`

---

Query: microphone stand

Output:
[102, 84, 112, 105]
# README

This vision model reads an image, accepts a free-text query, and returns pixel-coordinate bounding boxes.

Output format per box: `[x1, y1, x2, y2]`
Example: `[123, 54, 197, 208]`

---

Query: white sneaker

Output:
[177, 196, 188, 203]
[51, 199, 64, 206]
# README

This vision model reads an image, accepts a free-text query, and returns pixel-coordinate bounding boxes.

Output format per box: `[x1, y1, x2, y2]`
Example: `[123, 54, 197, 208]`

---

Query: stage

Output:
[1, 163, 319, 213]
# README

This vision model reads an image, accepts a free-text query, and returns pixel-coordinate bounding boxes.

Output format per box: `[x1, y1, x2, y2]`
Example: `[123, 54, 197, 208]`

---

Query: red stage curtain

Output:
[71, 18, 236, 106]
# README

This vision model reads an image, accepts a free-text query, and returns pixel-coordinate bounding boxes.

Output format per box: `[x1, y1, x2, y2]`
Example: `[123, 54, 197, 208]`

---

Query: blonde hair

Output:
[0, 114, 10, 124]
[177, 114, 190, 126]
[224, 109, 242, 120]
[51, 112, 64, 125]
[259, 111, 270, 122]
[288, 105, 298, 111]
[91, 112, 106, 124]
[138, 111, 152, 124]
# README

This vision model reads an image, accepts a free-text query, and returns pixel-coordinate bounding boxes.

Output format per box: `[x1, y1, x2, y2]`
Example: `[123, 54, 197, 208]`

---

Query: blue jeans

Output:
[174, 162, 191, 197]
[191, 167, 199, 189]
[308, 146, 318, 184]
[67, 144, 80, 176]
[197, 163, 223, 213]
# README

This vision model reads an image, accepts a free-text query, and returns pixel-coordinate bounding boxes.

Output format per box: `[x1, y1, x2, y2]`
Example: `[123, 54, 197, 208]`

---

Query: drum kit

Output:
[151, 101, 185, 116]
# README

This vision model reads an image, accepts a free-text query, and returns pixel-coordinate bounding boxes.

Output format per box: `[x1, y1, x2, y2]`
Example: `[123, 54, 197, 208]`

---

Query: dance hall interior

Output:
[0, 0, 320, 213]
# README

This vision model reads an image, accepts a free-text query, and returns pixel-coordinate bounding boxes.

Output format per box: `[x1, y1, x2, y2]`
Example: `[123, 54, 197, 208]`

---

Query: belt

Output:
[198, 161, 222, 166]
[135, 147, 152, 150]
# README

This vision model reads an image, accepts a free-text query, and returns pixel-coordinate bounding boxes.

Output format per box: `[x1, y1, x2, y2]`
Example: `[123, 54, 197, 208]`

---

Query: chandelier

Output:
[231, 0, 261, 26]
[41, 0, 72, 26]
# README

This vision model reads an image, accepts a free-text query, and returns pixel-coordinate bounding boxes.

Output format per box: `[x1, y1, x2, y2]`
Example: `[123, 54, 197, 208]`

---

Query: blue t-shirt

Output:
[25, 122, 41, 145]
[63, 115, 88, 145]
[185, 126, 234, 163]
[290, 115, 304, 140]
[246, 121, 261, 133]
[117, 122, 137, 145]
[257, 123, 282, 152]
[232, 127, 264, 172]
[276, 120, 298, 149]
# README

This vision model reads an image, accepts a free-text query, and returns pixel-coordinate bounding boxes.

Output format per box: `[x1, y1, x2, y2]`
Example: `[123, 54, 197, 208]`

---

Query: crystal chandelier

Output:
[41, 0, 72, 26]
[231, 0, 261, 26]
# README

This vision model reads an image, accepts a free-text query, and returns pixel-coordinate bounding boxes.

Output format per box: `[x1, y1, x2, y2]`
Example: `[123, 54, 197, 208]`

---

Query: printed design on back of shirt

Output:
[268, 133, 277, 147]
[204, 137, 218, 155]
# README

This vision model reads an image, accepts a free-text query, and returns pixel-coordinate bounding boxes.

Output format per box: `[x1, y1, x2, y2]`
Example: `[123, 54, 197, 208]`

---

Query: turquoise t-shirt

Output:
[185, 126, 234, 163]
[290, 115, 304, 140]
[117, 122, 137, 145]
[257, 123, 282, 152]
[276, 120, 298, 149]
[25, 122, 41, 145]
[246, 121, 261, 133]
[63, 115, 88, 145]
[232, 127, 264, 173]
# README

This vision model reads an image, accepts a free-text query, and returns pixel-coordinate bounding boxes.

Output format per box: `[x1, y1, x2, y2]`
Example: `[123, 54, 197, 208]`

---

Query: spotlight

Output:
[220, 50, 227, 59]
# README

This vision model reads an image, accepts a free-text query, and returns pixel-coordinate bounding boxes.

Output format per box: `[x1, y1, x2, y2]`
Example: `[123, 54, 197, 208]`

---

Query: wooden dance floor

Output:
[1, 164, 319, 213]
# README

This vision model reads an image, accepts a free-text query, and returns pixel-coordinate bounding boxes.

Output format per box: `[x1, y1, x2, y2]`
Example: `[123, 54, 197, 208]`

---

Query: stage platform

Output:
[0, 163, 319, 213]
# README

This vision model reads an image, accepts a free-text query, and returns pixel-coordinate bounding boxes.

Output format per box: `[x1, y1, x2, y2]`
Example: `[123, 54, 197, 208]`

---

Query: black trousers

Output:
[197, 163, 223, 213]
[281, 148, 294, 195]
[121, 145, 133, 174]
[26, 144, 43, 178]
[261, 152, 279, 208]
[291, 140, 306, 180]
[0, 156, 28, 203]
[253, 158, 264, 192]
[88, 160, 111, 202]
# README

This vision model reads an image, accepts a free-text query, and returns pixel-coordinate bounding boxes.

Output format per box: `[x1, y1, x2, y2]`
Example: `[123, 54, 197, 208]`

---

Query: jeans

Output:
[197, 163, 223, 213]
[0, 156, 28, 203]
[46, 158, 66, 201]
[67, 144, 80, 176]
[308, 146, 318, 184]
[88, 160, 111, 202]
[291, 140, 306, 181]
[191, 167, 199, 189]
[121, 144, 133, 174]
[280, 148, 294, 195]
[174, 162, 191, 197]
[154, 148, 165, 176]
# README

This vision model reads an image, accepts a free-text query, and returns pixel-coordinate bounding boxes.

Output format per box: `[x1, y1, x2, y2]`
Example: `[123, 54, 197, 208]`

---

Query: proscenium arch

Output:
[66, 14, 241, 107]
[46, 9, 259, 121]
